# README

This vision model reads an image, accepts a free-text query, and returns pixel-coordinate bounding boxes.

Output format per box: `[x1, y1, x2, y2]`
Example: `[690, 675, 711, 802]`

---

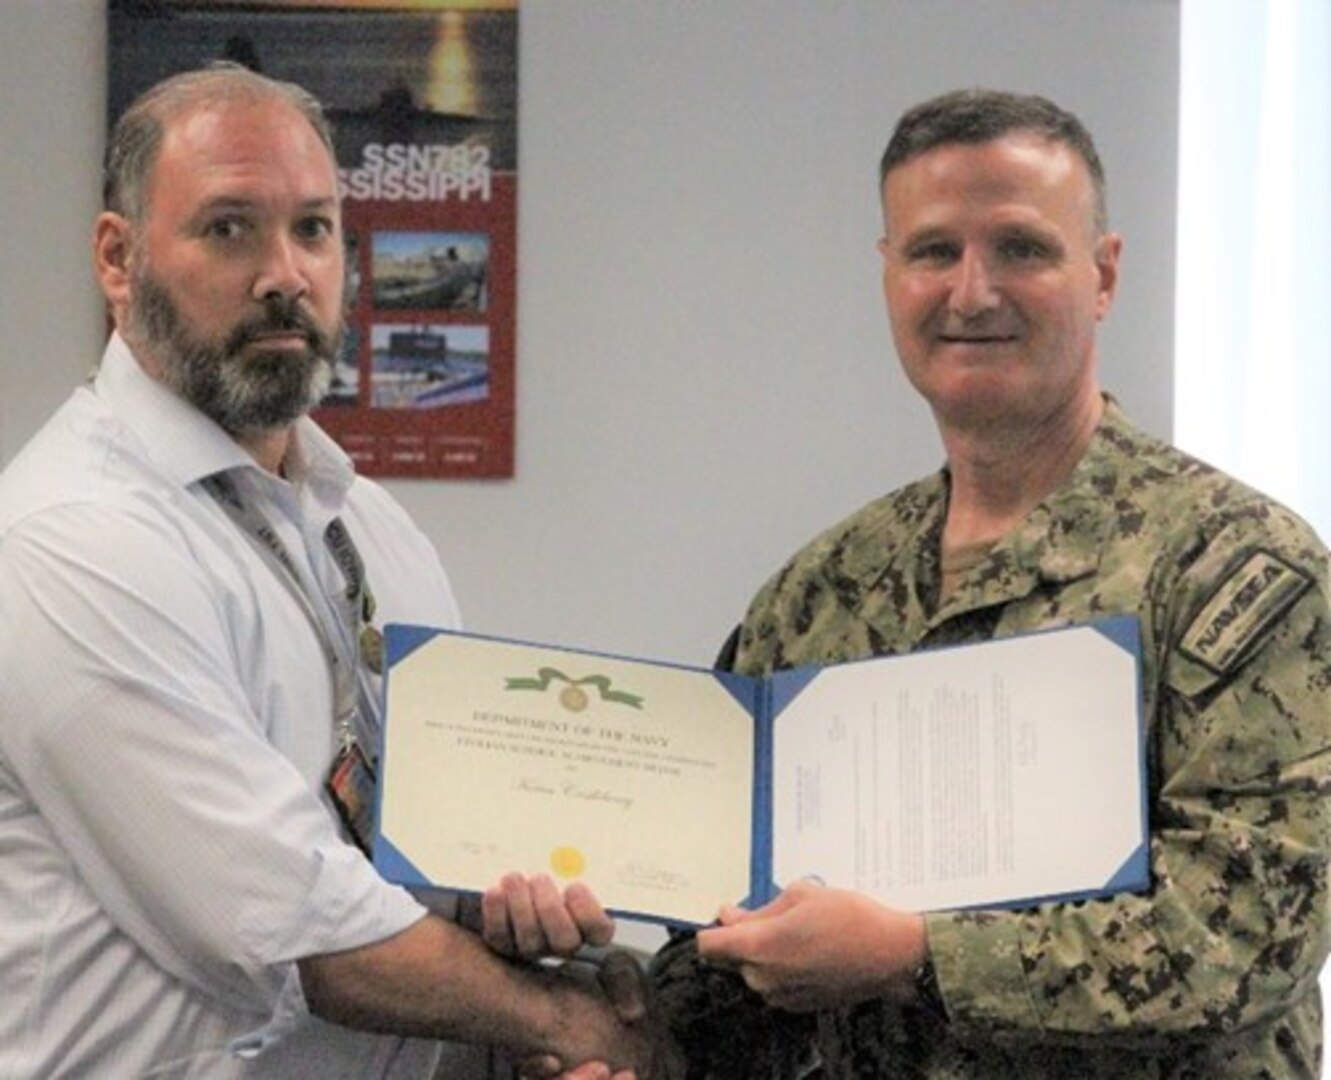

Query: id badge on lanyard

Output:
[327, 739, 377, 855]
[205, 473, 383, 854]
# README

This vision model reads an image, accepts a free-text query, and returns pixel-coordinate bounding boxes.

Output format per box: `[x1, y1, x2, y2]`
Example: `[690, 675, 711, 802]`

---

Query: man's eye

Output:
[297, 217, 335, 242]
[998, 236, 1051, 261]
[908, 242, 958, 264]
[205, 218, 247, 241]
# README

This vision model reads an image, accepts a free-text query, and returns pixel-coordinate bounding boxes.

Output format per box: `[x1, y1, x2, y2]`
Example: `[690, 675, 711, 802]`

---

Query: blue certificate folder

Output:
[374, 617, 1149, 928]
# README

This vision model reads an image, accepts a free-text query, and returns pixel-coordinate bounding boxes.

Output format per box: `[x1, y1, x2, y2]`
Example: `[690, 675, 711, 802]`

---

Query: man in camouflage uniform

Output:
[648, 89, 1331, 1078]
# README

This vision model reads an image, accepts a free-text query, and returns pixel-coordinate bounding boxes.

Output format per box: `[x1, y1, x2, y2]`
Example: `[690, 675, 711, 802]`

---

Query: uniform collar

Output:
[930, 396, 1141, 621]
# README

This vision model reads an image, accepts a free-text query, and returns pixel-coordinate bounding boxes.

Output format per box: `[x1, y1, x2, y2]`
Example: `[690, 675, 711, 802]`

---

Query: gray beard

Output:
[127, 272, 340, 435]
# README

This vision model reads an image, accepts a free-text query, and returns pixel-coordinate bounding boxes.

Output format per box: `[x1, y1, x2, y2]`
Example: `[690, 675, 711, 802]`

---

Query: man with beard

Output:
[0, 64, 667, 1079]
[645, 89, 1330, 1077]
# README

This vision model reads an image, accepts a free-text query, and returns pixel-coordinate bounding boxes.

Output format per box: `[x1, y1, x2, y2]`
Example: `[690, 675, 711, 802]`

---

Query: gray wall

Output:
[1, 0, 1179, 666]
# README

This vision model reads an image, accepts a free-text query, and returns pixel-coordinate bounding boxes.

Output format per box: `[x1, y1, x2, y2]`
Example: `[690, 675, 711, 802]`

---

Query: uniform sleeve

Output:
[649, 929, 818, 1080]
[0, 499, 427, 1019]
[929, 505, 1331, 1044]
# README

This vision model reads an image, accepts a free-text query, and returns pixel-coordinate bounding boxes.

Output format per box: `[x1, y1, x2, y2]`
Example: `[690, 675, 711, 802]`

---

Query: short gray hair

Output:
[879, 88, 1108, 233]
[103, 61, 335, 222]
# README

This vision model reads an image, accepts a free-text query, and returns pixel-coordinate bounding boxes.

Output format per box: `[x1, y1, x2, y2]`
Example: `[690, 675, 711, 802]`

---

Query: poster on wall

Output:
[107, 0, 519, 479]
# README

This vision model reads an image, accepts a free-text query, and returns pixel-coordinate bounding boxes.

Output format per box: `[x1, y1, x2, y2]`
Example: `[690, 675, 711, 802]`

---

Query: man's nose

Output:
[947, 248, 1000, 318]
[252, 233, 310, 304]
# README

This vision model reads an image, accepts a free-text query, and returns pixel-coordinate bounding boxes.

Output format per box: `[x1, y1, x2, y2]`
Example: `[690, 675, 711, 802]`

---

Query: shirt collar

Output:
[95, 332, 356, 506]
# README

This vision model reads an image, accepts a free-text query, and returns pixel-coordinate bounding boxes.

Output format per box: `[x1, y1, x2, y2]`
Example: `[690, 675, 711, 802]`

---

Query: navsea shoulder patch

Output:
[1180, 550, 1313, 675]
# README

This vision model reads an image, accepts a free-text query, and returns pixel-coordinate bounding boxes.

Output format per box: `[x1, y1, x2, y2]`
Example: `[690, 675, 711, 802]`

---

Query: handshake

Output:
[468, 871, 685, 1080]
[466, 872, 929, 1080]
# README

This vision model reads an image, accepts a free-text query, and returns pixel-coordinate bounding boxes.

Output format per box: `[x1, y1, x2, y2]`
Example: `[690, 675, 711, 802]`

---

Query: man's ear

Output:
[1093, 231, 1123, 321]
[93, 211, 135, 322]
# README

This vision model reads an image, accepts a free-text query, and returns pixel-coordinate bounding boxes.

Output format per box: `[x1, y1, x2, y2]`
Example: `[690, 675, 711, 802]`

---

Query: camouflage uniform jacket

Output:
[652, 399, 1331, 1078]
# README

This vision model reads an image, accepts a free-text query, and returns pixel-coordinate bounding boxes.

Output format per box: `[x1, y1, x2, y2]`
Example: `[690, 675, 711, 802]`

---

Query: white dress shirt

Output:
[0, 335, 468, 1077]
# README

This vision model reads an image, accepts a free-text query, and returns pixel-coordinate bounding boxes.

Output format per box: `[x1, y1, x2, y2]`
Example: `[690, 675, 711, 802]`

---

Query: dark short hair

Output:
[103, 61, 335, 222]
[879, 88, 1108, 231]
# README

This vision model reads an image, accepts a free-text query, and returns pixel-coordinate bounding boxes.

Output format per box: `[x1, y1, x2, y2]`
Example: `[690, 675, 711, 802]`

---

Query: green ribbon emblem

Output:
[504, 667, 644, 709]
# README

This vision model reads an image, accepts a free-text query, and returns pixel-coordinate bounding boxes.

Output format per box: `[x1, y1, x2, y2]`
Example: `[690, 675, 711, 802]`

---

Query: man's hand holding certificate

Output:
[375, 619, 1148, 926]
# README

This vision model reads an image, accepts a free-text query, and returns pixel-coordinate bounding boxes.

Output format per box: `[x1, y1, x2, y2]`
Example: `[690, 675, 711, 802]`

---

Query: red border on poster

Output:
[108, 0, 519, 480]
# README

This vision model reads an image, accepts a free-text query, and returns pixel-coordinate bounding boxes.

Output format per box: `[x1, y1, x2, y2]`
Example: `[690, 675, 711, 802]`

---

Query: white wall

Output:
[1, 0, 1179, 666]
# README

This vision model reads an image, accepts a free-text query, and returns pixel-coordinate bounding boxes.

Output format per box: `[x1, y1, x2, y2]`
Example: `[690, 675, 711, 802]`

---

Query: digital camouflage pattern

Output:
[652, 399, 1331, 1078]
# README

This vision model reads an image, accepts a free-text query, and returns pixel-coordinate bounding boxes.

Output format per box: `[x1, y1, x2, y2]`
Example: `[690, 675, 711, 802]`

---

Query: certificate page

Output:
[378, 631, 755, 925]
[770, 624, 1144, 912]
